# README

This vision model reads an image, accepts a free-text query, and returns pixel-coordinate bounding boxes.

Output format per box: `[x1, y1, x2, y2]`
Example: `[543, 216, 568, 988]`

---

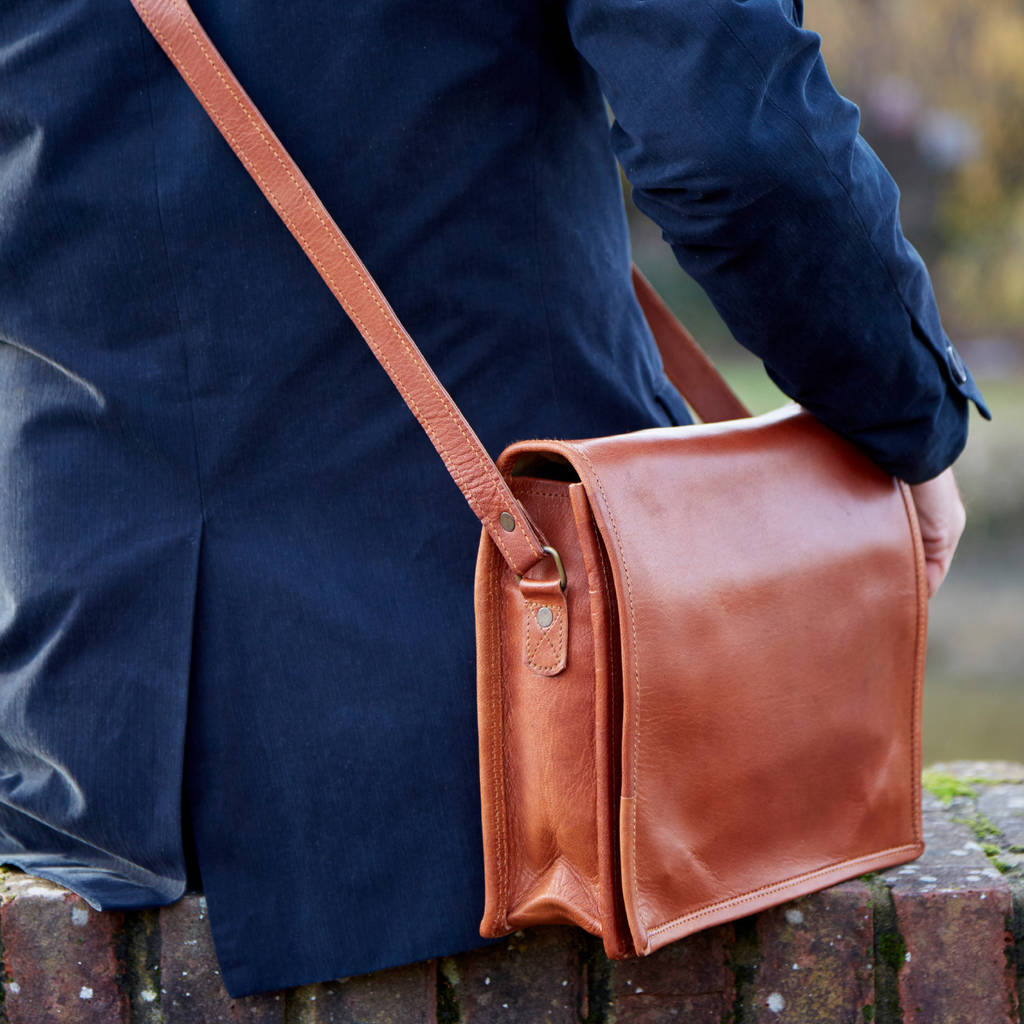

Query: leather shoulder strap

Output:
[129, 0, 749, 577]
[630, 270, 750, 423]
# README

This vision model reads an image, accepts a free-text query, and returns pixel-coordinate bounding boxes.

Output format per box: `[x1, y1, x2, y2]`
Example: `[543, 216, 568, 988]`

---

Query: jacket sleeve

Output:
[565, 0, 988, 483]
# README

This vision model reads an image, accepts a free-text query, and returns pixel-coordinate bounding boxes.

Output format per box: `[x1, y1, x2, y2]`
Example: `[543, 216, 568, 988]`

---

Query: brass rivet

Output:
[537, 607, 554, 629]
[499, 512, 516, 532]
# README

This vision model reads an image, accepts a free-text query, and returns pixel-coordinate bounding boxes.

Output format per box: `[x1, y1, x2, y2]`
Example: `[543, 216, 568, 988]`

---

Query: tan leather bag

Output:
[134, 0, 927, 961]
[476, 405, 926, 957]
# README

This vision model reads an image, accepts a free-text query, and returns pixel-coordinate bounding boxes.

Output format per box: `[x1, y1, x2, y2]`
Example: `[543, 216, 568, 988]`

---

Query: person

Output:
[0, 0, 986, 998]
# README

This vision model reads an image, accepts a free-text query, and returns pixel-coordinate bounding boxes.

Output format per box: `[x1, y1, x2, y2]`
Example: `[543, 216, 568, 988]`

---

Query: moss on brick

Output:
[878, 932, 908, 973]
[921, 770, 982, 805]
[979, 843, 1013, 874]
[863, 874, 906, 1021]
[725, 915, 760, 1024]
[953, 811, 1002, 842]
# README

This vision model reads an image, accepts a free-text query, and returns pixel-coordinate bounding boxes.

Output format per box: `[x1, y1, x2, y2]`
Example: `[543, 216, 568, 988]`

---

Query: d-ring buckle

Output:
[517, 545, 566, 592]
[542, 546, 567, 592]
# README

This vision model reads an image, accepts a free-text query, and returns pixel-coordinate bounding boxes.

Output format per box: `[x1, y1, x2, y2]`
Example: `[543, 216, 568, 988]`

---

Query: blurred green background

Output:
[625, 0, 1024, 764]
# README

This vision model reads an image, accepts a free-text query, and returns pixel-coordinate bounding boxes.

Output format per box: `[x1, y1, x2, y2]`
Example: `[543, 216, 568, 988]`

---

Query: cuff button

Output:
[945, 343, 969, 385]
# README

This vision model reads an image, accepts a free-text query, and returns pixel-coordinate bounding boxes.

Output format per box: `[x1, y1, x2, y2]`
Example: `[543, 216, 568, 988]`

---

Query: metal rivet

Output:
[499, 512, 516, 532]
[536, 607, 554, 629]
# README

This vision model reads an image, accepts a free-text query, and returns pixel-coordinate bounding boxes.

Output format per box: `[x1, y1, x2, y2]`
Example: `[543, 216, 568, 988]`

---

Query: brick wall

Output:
[2, 761, 1021, 1023]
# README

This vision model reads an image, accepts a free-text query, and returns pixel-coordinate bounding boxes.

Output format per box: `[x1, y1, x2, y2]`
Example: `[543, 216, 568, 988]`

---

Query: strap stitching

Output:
[524, 600, 564, 673]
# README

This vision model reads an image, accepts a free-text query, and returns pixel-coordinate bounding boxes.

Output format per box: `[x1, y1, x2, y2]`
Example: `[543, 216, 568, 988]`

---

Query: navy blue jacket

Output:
[0, 0, 985, 997]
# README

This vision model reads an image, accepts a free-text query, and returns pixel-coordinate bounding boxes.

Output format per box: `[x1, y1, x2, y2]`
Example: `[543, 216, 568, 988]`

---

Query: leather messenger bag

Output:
[132, 0, 927, 960]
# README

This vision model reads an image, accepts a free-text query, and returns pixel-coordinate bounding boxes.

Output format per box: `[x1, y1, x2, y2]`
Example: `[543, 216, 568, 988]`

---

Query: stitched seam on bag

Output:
[510, 488, 570, 502]
[495, 557, 512, 925]
[481, 552, 509, 929]
[524, 601, 564, 673]
[592, 508, 626, 947]
[146, 0, 532, 573]
[566, 444, 643, 933]
[646, 843, 923, 937]
[898, 479, 927, 845]
[525, 624, 559, 670]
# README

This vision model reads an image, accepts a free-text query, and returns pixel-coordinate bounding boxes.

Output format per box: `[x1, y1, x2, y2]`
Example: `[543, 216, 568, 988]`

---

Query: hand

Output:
[908, 467, 966, 598]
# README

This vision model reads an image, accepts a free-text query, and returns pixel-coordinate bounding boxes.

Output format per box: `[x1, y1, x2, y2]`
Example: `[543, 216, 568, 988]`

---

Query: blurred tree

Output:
[806, 0, 1024, 350]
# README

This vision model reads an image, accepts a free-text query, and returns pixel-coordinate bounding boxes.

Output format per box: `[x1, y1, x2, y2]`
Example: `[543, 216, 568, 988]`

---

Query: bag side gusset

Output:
[475, 468, 618, 944]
